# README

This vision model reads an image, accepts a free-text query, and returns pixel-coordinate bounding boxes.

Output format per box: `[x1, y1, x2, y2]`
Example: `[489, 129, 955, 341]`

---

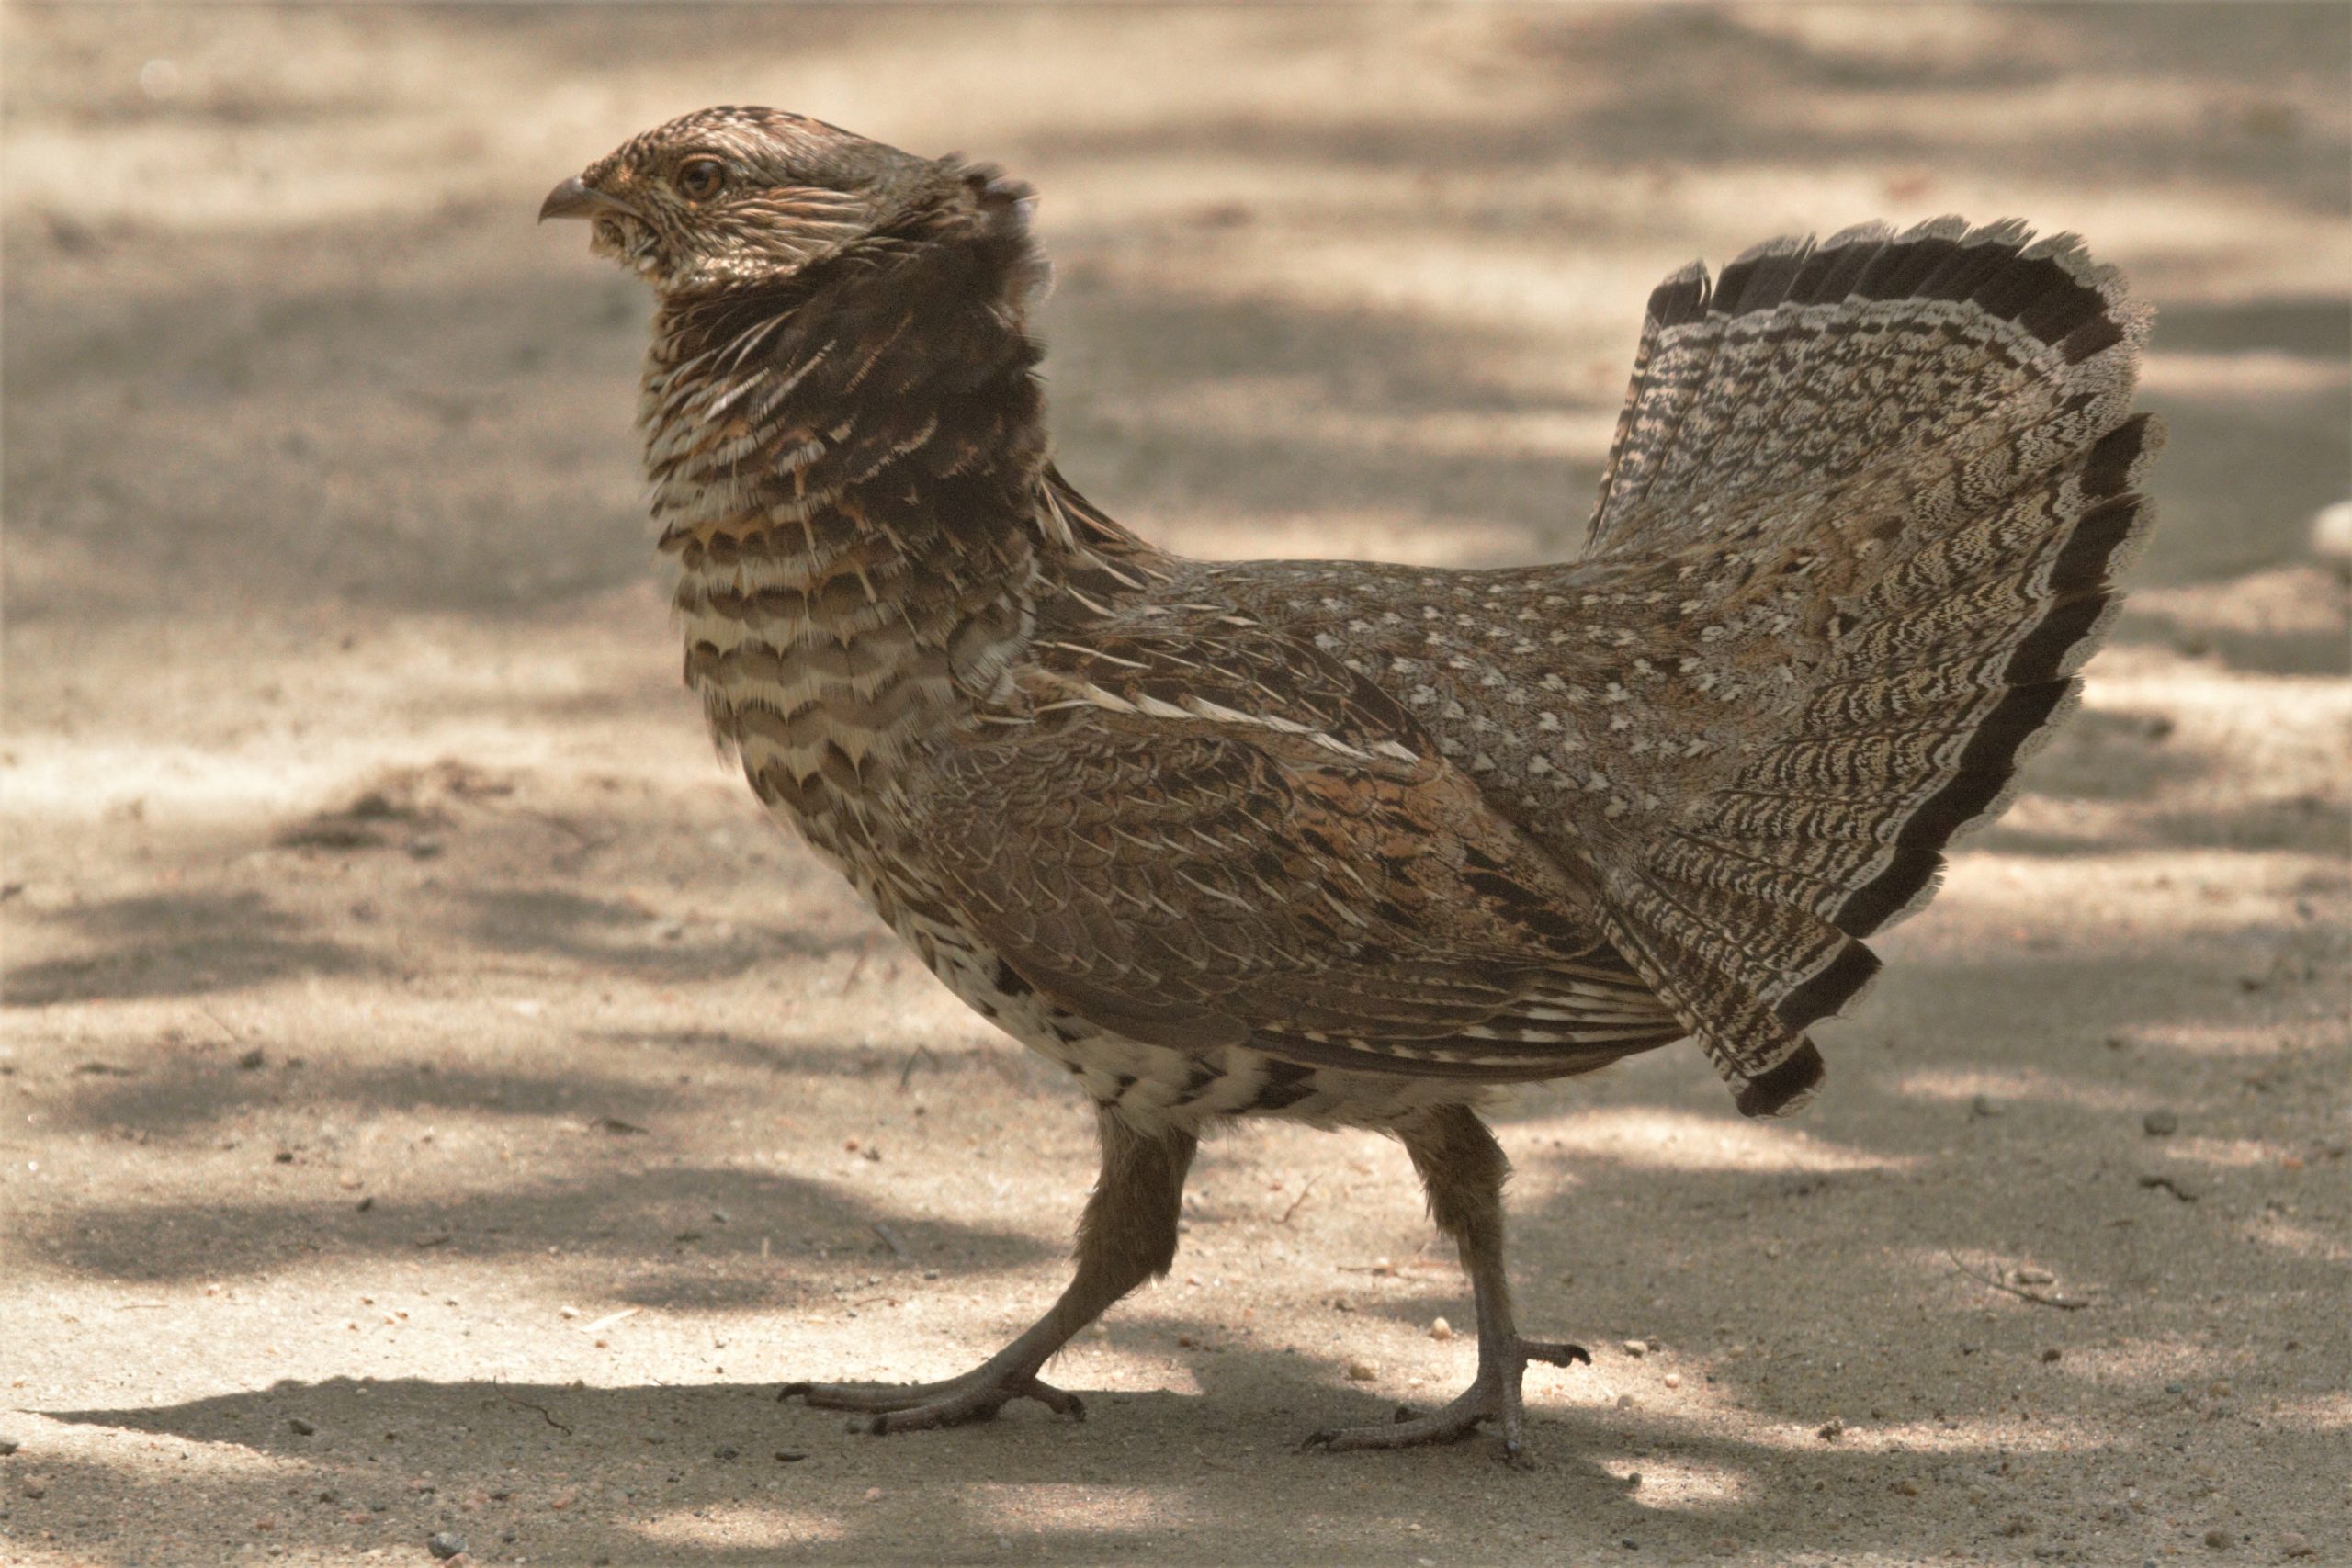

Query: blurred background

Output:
[4, 6, 2347, 1564]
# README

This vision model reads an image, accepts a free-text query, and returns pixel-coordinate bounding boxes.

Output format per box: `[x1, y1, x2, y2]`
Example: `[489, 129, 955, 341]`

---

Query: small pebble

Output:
[21, 1475, 49, 1499]
[237, 1047, 266, 1071]
[773, 1450, 807, 1464]
[288, 1416, 316, 1436]
[2280, 1532, 2313, 1558]
[427, 1533, 467, 1562]
[863, 1486, 884, 1502]
[1816, 1417, 1845, 1441]
[2016, 1267, 2056, 1285]
[2041, 1348, 2063, 1363]
[0, 1438, 18, 1456]
[1176, 1334, 1196, 1348]
[1622, 1339, 1647, 1358]
[712, 1446, 738, 1461]
[1615, 1393, 1638, 1409]
[2143, 1110, 2179, 1136]
[1663, 1372, 1682, 1389]
[1429, 1317, 1453, 1341]
[1346, 1361, 1375, 1382]
[2203, 1528, 2227, 1549]
[1892, 1480, 1920, 1497]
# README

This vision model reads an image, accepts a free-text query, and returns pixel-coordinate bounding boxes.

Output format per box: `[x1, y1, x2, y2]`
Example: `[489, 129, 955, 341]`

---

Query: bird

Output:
[541, 106, 2159, 1458]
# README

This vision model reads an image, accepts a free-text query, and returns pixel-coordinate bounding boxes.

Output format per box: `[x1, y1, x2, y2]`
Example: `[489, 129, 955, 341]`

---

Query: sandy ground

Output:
[4, 6, 2348, 1565]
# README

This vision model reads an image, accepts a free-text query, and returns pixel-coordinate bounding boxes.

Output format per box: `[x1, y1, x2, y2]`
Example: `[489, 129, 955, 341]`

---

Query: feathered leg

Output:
[1305, 1104, 1589, 1459]
[782, 1106, 1195, 1434]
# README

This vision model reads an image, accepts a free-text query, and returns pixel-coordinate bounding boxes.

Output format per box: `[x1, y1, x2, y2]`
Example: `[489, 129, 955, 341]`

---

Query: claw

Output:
[779, 1368, 1081, 1433]
[1299, 1333, 1589, 1455]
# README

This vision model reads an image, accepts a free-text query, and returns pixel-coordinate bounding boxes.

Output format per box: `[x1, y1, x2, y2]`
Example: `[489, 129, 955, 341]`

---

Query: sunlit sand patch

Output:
[1098, 380, 1618, 468]
[1171, 509, 1531, 568]
[2236, 1214, 2351, 1265]
[1608, 1454, 1754, 1513]
[1515, 1108, 1905, 1175]
[633, 1504, 843, 1550]
[1926, 852, 2333, 942]
[1998, 1335, 2238, 1389]
[1890, 1066, 2144, 1113]
[2131, 566, 2351, 644]
[2270, 1392, 2352, 1430]
[2141, 353, 2351, 398]
[2129, 1019, 2327, 1060]
[2159, 1135, 2313, 1169]
[967, 1483, 1196, 1535]
[1593, 1395, 2125, 1460]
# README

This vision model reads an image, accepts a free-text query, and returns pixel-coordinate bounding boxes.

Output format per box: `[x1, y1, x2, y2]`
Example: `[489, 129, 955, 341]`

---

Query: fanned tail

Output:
[1563, 218, 2161, 1115]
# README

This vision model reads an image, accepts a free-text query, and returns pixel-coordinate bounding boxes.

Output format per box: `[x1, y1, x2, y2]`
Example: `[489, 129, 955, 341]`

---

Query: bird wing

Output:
[912, 625, 1683, 1079]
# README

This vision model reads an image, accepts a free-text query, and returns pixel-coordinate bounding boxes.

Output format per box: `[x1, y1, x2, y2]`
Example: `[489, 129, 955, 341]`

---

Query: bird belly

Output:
[890, 907, 1490, 1135]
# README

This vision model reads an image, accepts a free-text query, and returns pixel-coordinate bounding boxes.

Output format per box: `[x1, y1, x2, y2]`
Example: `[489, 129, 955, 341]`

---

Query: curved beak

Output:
[538, 175, 634, 223]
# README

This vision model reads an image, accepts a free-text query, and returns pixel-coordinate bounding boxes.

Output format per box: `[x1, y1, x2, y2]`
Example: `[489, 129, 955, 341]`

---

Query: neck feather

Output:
[650, 205, 1062, 850]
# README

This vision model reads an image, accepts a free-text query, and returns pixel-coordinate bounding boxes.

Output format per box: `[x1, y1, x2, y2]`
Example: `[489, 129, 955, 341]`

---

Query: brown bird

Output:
[542, 107, 2158, 1456]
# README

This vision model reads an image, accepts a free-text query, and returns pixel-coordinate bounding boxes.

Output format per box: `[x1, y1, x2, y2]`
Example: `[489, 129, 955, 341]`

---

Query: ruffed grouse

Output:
[543, 107, 2158, 1456]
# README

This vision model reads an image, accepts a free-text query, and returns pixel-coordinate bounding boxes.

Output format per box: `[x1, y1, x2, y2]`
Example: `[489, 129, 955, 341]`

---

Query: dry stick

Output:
[897, 1044, 940, 1091]
[872, 1223, 911, 1260]
[498, 1393, 574, 1435]
[1276, 1176, 1318, 1226]
[1945, 1250, 2093, 1311]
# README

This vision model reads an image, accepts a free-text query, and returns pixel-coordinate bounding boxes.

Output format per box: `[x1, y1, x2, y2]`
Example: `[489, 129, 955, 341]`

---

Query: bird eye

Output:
[677, 158, 726, 201]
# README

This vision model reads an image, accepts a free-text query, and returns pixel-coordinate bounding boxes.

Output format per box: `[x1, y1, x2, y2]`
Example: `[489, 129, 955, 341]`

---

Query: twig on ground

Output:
[872, 1223, 911, 1260]
[2137, 1174, 2199, 1202]
[498, 1393, 574, 1435]
[898, 1044, 940, 1091]
[1276, 1176, 1318, 1226]
[579, 1307, 640, 1336]
[1945, 1250, 2093, 1311]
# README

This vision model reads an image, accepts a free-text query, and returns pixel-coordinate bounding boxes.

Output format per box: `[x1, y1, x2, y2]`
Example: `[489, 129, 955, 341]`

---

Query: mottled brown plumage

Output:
[542, 107, 2160, 1455]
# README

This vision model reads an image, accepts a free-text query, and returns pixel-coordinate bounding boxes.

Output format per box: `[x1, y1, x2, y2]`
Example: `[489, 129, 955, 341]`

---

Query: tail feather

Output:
[1588, 217, 2150, 560]
[1549, 218, 2158, 1115]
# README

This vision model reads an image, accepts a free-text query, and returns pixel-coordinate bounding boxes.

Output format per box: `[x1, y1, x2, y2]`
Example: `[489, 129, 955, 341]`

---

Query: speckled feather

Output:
[582, 111, 2159, 1130]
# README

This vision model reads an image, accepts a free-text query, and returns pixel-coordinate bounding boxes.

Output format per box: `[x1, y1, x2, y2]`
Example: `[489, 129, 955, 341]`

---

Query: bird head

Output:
[540, 107, 991, 295]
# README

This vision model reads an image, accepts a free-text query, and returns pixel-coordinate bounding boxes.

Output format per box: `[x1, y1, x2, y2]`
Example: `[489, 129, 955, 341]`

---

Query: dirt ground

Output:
[4, 6, 2348, 1565]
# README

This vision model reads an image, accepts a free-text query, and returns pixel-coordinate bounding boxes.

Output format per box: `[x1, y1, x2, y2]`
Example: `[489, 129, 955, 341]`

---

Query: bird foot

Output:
[778, 1363, 1084, 1435]
[1301, 1337, 1589, 1460]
